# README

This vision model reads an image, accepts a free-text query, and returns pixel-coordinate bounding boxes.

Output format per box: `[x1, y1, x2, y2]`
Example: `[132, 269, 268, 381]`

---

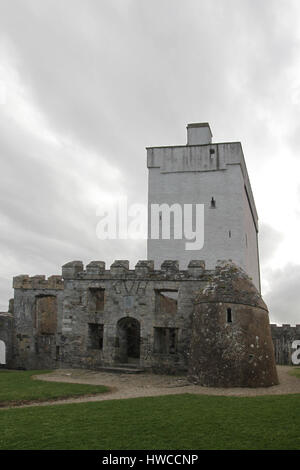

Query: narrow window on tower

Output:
[210, 197, 216, 208]
[229, 230, 231, 238]
[227, 308, 232, 323]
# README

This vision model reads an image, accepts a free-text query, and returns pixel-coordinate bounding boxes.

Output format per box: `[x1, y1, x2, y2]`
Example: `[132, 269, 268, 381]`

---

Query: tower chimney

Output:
[187, 123, 212, 145]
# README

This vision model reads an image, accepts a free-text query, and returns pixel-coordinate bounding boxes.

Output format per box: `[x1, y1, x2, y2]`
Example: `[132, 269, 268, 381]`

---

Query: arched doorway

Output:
[0, 340, 6, 365]
[115, 317, 140, 364]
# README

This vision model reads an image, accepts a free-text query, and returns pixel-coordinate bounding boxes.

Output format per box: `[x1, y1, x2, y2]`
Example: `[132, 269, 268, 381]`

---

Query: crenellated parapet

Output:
[13, 274, 64, 290]
[12, 259, 257, 293]
[135, 260, 154, 277]
[61, 259, 211, 281]
[61, 261, 84, 279]
[271, 324, 300, 333]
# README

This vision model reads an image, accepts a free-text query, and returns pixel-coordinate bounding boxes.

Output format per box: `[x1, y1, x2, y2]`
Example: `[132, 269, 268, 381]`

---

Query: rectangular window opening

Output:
[154, 327, 178, 354]
[155, 290, 178, 314]
[88, 323, 104, 350]
[88, 288, 105, 313]
[35, 295, 57, 335]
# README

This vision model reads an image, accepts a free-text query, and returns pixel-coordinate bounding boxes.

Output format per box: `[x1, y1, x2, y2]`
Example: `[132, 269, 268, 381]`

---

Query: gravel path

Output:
[2, 366, 300, 410]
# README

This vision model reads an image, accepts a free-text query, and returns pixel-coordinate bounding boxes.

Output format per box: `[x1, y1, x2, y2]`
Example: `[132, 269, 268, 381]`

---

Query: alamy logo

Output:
[291, 340, 300, 365]
[96, 198, 204, 251]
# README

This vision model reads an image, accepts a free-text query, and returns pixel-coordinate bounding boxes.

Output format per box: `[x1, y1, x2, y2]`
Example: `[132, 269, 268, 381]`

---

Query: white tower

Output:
[147, 123, 261, 291]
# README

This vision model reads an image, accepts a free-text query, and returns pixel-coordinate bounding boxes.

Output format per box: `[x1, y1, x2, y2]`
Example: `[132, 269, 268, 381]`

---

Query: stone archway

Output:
[0, 340, 6, 365]
[115, 317, 140, 364]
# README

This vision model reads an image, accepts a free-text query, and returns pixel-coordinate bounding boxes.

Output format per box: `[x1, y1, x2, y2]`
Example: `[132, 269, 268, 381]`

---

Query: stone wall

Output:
[188, 261, 278, 387]
[271, 324, 300, 365]
[10, 259, 211, 373]
[9, 259, 279, 386]
[12, 275, 64, 369]
[59, 259, 207, 373]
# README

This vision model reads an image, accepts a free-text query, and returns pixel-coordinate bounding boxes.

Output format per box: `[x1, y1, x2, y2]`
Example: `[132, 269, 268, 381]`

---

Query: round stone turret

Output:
[188, 261, 279, 387]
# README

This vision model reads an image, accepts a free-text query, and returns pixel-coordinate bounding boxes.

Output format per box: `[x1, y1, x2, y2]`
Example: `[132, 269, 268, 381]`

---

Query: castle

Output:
[0, 123, 296, 386]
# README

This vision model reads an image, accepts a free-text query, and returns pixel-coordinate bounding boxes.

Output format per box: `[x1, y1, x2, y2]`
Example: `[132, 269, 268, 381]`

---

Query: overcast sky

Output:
[0, 0, 300, 324]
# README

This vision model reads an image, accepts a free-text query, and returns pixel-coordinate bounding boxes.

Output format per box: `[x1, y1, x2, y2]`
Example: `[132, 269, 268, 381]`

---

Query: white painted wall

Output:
[243, 185, 260, 289]
[187, 123, 212, 145]
[147, 136, 260, 290]
[0, 340, 6, 364]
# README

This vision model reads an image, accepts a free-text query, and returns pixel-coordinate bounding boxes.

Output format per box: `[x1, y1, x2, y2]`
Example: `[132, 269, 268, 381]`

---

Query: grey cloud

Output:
[0, 0, 299, 316]
[0, 278, 12, 312]
[265, 264, 300, 325]
[2, 0, 296, 165]
[258, 223, 284, 265]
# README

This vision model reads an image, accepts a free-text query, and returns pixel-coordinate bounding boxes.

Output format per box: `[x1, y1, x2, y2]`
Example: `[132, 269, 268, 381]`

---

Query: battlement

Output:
[61, 259, 211, 280]
[13, 274, 64, 290]
[271, 324, 300, 334]
[13, 259, 251, 291]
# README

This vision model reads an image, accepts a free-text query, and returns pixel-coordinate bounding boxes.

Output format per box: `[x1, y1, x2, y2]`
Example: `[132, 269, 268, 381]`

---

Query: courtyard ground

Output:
[0, 370, 109, 407]
[0, 366, 299, 450]
[1, 365, 299, 409]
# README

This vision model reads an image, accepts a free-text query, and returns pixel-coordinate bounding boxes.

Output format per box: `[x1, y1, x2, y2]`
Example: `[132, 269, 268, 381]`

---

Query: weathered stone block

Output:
[161, 260, 179, 273]
[110, 260, 129, 275]
[135, 260, 154, 276]
[86, 261, 106, 274]
[188, 260, 205, 277]
[62, 261, 84, 279]
[13, 275, 30, 288]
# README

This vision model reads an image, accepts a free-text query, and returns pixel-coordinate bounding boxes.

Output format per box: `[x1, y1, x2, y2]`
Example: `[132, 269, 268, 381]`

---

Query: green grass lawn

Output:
[0, 370, 109, 406]
[289, 367, 300, 379]
[0, 393, 299, 450]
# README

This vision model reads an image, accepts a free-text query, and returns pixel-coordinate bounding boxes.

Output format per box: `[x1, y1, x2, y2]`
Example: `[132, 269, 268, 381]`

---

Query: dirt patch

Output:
[0, 387, 115, 409]
[1, 366, 299, 410]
